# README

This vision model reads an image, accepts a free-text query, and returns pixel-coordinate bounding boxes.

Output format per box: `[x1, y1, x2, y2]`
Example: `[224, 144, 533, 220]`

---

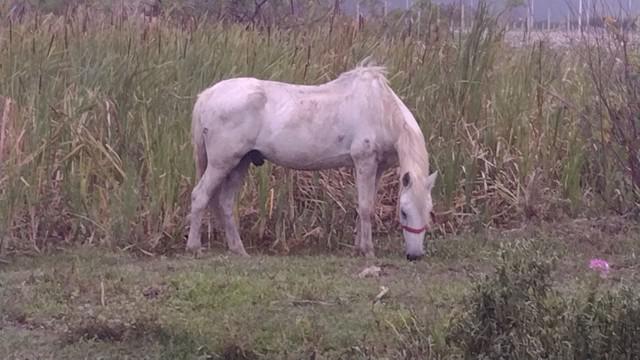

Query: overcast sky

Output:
[345, 0, 639, 22]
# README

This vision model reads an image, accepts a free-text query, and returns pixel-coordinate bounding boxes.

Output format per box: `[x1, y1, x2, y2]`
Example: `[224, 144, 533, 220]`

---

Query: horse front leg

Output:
[353, 155, 378, 258]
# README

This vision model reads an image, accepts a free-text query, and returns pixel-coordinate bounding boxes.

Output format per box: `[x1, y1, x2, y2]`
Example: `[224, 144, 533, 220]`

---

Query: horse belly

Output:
[256, 133, 354, 170]
[255, 95, 359, 170]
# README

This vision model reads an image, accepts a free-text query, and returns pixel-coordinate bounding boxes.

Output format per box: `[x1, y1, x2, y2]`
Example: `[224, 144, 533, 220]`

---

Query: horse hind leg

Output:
[186, 163, 234, 253]
[187, 120, 211, 250]
[213, 154, 252, 257]
[205, 150, 262, 255]
[206, 189, 221, 247]
[193, 130, 219, 246]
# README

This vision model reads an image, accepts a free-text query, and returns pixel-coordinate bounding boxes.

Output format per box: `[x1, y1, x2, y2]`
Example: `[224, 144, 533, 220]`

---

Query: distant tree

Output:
[358, 0, 384, 18]
[139, 0, 163, 19]
[220, 0, 332, 26]
[7, 0, 29, 22]
[505, 0, 526, 9]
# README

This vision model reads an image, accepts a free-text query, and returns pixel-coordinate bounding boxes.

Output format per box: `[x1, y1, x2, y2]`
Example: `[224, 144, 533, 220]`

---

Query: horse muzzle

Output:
[406, 253, 424, 262]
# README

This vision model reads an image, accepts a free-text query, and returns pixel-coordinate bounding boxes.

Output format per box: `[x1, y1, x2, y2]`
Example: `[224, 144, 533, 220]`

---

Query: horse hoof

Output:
[186, 243, 202, 254]
[229, 248, 250, 258]
[357, 247, 375, 258]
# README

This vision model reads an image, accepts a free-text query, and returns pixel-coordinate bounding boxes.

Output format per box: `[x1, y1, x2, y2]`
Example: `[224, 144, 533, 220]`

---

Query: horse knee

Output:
[191, 184, 215, 210]
[190, 165, 229, 208]
[358, 206, 373, 220]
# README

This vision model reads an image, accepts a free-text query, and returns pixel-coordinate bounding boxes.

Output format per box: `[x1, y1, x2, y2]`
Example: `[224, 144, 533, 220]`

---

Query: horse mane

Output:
[386, 84, 430, 188]
[338, 57, 430, 186]
[327, 58, 430, 187]
[334, 56, 390, 84]
[393, 102, 430, 189]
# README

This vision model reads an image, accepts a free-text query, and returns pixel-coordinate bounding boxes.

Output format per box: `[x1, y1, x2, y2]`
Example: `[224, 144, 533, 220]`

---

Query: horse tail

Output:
[191, 107, 207, 180]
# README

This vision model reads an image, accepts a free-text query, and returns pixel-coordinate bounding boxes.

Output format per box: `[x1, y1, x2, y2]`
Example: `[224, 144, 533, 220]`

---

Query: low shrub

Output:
[570, 285, 640, 359]
[444, 239, 640, 359]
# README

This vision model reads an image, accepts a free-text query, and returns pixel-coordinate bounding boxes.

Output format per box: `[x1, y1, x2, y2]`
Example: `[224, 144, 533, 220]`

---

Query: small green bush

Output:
[446, 240, 566, 359]
[445, 239, 640, 359]
[570, 285, 640, 359]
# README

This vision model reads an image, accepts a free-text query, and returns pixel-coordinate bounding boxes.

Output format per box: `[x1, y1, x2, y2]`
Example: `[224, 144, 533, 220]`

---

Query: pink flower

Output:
[589, 258, 610, 277]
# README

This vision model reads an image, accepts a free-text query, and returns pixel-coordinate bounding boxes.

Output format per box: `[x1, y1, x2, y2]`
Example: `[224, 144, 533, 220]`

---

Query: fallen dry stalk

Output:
[373, 286, 389, 304]
[101, 279, 106, 307]
[358, 265, 382, 278]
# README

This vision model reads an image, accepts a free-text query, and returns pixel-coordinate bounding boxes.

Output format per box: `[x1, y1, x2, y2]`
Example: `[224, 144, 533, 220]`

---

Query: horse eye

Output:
[401, 210, 407, 219]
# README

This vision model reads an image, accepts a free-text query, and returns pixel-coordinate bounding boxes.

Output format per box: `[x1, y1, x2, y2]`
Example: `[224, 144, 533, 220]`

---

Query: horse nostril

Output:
[406, 254, 422, 262]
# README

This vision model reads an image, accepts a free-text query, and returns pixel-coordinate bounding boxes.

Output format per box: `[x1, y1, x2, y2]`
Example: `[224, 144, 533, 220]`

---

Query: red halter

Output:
[402, 224, 429, 234]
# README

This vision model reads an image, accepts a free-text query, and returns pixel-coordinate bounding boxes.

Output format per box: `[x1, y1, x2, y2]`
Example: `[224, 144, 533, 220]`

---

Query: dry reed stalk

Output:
[0, 97, 17, 169]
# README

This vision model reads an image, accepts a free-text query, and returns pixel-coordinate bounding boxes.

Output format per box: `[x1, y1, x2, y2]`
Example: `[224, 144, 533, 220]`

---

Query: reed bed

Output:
[0, 3, 637, 255]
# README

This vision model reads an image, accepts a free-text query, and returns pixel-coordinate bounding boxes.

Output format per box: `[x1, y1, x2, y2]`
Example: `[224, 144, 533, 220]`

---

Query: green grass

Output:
[1, 247, 470, 359]
[1, 223, 639, 359]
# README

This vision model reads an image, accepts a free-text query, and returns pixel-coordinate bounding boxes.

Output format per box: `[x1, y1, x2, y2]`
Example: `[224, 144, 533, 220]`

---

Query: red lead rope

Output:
[401, 224, 429, 234]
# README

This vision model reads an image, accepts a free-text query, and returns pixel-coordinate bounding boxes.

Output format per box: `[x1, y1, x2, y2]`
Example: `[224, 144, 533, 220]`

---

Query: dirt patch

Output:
[481, 215, 639, 259]
[142, 286, 160, 299]
[221, 344, 260, 360]
[63, 314, 163, 344]
[3, 306, 28, 326]
[68, 320, 127, 342]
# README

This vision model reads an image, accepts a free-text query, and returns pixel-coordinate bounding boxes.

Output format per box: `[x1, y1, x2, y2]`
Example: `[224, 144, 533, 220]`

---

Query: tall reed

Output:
[0, 4, 636, 254]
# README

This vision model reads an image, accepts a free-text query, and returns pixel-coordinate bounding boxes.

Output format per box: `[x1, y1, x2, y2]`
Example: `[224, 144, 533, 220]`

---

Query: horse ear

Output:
[402, 172, 412, 188]
[425, 171, 438, 190]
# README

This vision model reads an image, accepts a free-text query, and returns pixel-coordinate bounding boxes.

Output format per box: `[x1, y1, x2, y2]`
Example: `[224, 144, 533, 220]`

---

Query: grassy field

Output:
[1, 2, 640, 358]
[1, 222, 639, 359]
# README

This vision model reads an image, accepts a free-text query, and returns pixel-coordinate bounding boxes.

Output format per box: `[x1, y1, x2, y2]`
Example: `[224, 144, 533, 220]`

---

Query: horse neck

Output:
[381, 82, 429, 185]
[394, 125, 429, 187]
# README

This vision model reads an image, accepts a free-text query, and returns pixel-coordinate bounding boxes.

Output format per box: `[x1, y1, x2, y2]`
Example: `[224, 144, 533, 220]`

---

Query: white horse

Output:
[186, 59, 438, 261]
